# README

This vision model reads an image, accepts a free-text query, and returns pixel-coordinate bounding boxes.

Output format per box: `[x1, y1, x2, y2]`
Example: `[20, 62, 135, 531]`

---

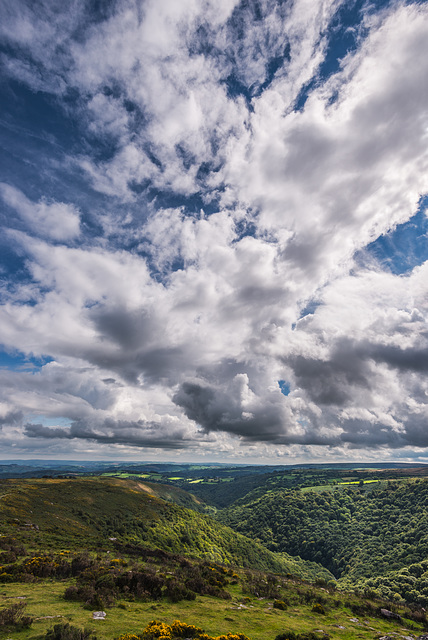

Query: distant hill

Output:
[0, 476, 332, 582]
[184, 465, 428, 508]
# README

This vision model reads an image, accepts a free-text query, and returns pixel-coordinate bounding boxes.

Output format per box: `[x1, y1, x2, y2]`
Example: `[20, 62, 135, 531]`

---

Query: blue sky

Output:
[0, 0, 427, 463]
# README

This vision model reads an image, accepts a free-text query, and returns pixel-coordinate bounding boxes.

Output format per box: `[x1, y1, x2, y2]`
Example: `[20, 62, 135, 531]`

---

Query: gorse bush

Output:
[133, 620, 251, 640]
[0, 552, 72, 582]
[311, 603, 325, 614]
[170, 620, 204, 637]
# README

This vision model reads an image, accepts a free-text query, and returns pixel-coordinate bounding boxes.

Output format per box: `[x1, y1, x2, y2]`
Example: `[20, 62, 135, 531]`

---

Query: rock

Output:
[380, 609, 402, 622]
[92, 611, 106, 620]
[379, 636, 415, 640]
[417, 636, 428, 640]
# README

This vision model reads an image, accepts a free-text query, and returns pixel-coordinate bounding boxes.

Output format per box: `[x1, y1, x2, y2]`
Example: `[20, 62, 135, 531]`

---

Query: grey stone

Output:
[380, 609, 402, 622]
[92, 611, 106, 620]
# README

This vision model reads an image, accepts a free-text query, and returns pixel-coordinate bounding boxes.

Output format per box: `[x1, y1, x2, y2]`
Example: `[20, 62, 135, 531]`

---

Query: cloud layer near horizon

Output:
[0, 0, 427, 462]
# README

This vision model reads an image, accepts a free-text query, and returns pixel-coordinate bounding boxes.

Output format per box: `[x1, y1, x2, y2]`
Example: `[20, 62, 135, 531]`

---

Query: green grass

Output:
[301, 485, 336, 493]
[300, 477, 413, 494]
[2, 574, 424, 640]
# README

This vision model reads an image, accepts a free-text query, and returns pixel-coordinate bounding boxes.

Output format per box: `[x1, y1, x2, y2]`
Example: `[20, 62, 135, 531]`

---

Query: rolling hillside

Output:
[0, 477, 332, 581]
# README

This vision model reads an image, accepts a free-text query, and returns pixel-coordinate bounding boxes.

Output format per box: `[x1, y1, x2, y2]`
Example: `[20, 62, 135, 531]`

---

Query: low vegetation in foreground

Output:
[1, 543, 427, 640]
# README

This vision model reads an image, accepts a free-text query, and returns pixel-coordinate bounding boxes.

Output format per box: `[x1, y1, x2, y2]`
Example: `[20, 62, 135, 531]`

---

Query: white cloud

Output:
[0, 0, 427, 460]
[0, 184, 80, 240]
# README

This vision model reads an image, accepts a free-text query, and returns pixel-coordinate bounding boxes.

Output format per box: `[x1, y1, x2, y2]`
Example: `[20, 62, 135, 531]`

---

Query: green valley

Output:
[218, 477, 428, 604]
[1, 466, 428, 640]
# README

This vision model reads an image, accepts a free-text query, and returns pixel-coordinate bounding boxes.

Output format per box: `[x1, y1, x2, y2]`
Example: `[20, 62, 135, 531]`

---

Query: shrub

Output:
[71, 553, 94, 576]
[311, 603, 325, 614]
[23, 554, 70, 578]
[275, 633, 328, 640]
[0, 551, 16, 563]
[139, 620, 250, 640]
[273, 600, 287, 610]
[170, 620, 204, 638]
[0, 602, 33, 629]
[45, 622, 97, 640]
[244, 572, 280, 598]
[142, 620, 172, 640]
[64, 585, 80, 601]
[164, 580, 196, 603]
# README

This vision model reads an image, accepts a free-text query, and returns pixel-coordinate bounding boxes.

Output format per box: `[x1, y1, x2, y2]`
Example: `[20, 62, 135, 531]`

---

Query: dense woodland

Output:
[218, 478, 428, 603]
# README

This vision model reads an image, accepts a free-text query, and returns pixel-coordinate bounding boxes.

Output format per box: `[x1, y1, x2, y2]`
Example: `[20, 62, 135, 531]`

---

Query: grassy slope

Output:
[0, 477, 332, 580]
[1, 566, 426, 640]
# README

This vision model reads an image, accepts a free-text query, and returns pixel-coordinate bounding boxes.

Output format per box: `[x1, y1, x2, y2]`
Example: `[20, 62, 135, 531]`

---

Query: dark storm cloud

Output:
[339, 411, 428, 450]
[91, 307, 155, 351]
[173, 378, 345, 446]
[82, 344, 188, 385]
[172, 377, 283, 440]
[401, 414, 428, 448]
[285, 337, 428, 408]
[369, 344, 428, 372]
[0, 409, 23, 428]
[339, 420, 405, 448]
[285, 339, 372, 406]
[25, 417, 190, 449]
[84, 304, 191, 384]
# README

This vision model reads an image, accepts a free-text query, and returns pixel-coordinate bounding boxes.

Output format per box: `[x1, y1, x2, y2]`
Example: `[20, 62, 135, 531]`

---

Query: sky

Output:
[0, 0, 427, 464]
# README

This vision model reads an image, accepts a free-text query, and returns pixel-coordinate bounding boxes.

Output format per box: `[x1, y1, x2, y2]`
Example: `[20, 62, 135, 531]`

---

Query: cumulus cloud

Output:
[0, 184, 80, 241]
[0, 0, 427, 461]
